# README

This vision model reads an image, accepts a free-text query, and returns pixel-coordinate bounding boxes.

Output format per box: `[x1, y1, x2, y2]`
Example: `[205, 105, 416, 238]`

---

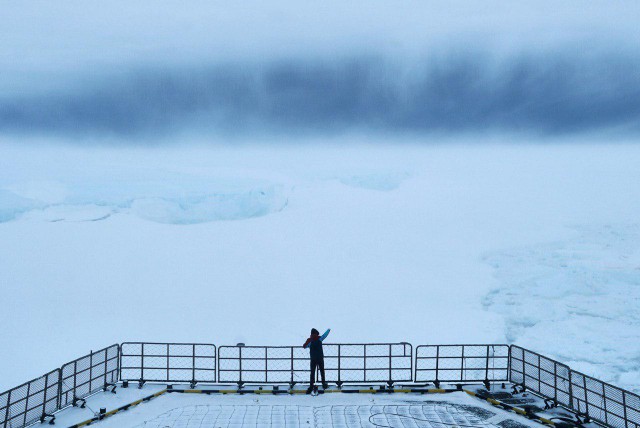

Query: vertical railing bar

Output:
[537, 354, 541, 395]
[290, 347, 294, 385]
[264, 347, 268, 383]
[568, 368, 574, 411]
[583, 374, 590, 417]
[73, 360, 78, 402]
[388, 344, 392, 384]
[192, 344, 196, 385]
[338, 345, 341, 384]
[22, 381, 31, 426]
[523, 349, 528, 389]
[460, 346, 465, 382]
[103, 349, 108, 389]
[602, 381, 608, 426]
[217, 347, 221, 383]
[409, 344, 413, 381]
[89, 350, 94, 394]
[57, 368, 63, 411]
[42, 371, 50, 420]
[141, 343, 145, 383]
[4, 389, 12, 428]
[507, 346, 512, 383]
[485, 346, 490, 383]
[622, 389, 628, 428]
[117, 344, 121, 383]
[575, 373, 583, 414]
[554, 362, 558, 402]
[364, 344, 367, 382]
[166, 344, 170, 382]
[239, 346, 243, 385]
[435, 346, 440, 384]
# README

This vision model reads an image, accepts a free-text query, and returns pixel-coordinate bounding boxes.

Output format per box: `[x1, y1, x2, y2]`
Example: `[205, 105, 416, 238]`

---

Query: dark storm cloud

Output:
[2, 50, 640, 138]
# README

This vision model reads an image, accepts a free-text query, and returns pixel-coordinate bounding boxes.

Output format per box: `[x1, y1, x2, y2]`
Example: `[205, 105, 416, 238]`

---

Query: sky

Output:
[1, 1, 640, 140]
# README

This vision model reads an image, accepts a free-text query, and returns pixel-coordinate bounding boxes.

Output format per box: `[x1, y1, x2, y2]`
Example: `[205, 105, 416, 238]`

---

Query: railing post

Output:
[73, 360, 78, 402]
[485, 346, 490, 382]
[239, 346, 243, 386]
[460, 345, 465, 382]
[622, 390, 628, 428]
[264, 347, 268, 383]
[523, 349, 528, 388]
[553, 362, 558, 403]
[5, 388, 12, 428]
[435, 346, 440, 385]
[89, 350, 94, 393]
[57, 368, 63, 411]
[568, 369, 574, 411]
[42, 371, 50, 419]
[166, 344, 170, 382]
[602, 381, 608, 426]
[141, 343, 145, 384]
[338, 345, 341, 385]
[409, 344, 413, 382]
[103, 349, 108, 388]
[192, 344, 196, 385]
[413, 345, 417, 381]
[583, 374, 589, 417]
[537, 354, 541, 393]
[117, 344, 122, 382]
[22, 381, 31, 426]
[388, 344, 392, 384]
[290, 347, 294, 386]
[363, 344, 367, 382]
[507, 345, 512, 383]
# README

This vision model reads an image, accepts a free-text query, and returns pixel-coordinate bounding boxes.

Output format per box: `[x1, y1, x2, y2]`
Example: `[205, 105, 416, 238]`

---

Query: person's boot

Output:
[322, 382, 329, 389]
[306, 386, 314, 394]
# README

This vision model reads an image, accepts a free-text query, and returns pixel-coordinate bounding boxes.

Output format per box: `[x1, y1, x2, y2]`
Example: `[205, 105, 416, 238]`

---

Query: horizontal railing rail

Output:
[415, 344, 509, 387]
[119, 342, 217, 387]
[59, 344, 120, 409]
[218, 343, 413, 386]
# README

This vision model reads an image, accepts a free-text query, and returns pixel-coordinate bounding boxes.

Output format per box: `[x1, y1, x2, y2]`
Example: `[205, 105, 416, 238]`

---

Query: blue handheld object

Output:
[320, 328, 331, 342]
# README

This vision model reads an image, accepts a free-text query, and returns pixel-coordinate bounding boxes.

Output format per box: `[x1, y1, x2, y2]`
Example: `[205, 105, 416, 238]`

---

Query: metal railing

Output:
[120, 342, 217, 387]
[570, 370, 640, 428]
[59, 344, 120, 408]
[323, 343, 413, 385]
[1, 341, 639, 428]
[218, 343, 413, 386]
[415, 344, 509, 386]
[509, 345, 572, 408]
[218, 346, 304, 384]
[0, 369, 59, 428]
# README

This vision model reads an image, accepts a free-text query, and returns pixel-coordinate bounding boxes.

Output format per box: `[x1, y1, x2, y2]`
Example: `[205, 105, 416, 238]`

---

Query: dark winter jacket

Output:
[303, 328, 330, 360]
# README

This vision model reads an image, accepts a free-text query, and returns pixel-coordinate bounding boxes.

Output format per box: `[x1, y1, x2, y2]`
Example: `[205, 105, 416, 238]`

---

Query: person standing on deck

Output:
[303, 328, 330, 393]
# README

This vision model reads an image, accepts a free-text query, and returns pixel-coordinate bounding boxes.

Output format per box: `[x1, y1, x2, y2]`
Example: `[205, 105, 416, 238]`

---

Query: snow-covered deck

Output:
[50, 383, 583, 428]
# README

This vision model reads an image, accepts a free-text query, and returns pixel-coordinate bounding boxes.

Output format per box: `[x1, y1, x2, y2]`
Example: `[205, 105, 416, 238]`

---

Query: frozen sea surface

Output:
[484, 224, 640, 391]
[1, 141, 639, 392]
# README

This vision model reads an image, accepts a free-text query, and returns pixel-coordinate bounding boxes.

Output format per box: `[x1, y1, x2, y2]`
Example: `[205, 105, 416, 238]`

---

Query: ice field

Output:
[1, 141, 639, 393]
